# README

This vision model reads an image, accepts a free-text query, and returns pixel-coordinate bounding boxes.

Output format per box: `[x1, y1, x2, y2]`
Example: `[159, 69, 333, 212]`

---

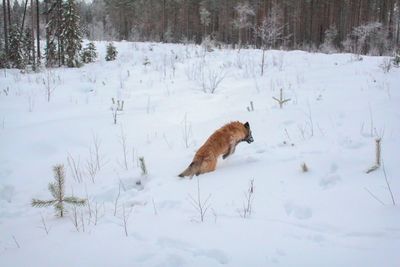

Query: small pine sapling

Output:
[81, 42, 98, 63]
[105, 42, 118, 61]
[32, 165, 86, 217]
[273, 88, 291, 109]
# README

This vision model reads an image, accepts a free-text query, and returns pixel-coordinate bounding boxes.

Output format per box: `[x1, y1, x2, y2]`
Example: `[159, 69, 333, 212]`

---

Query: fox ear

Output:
[244, 122, 250, 129]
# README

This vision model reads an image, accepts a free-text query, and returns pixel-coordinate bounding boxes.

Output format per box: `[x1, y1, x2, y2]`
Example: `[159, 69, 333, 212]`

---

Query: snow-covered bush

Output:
[201, 35, 220, 52]
[380, 58, 392, 73]
[320, 25, 339, 53]
[343, 22, 388, 55]
[105, 42, 118, 61]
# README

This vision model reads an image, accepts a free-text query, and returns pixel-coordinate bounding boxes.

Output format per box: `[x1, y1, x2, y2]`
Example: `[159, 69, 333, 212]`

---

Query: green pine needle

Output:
[32, 164, 87, 217]
[31, 199, 57, 208]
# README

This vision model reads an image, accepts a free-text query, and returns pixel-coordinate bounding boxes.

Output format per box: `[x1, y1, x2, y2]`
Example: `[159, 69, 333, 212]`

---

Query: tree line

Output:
[1, 0, 400, 69]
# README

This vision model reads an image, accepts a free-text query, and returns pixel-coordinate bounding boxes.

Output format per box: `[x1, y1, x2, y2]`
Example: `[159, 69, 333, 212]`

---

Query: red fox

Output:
[179, 121, 254, 178]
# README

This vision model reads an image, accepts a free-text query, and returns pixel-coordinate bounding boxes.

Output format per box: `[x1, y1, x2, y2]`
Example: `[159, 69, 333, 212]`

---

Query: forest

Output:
[1, 0, 400, 69]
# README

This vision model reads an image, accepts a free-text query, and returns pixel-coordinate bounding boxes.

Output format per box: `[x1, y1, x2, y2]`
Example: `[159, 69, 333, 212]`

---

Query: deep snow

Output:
[0, 41, 399, 267]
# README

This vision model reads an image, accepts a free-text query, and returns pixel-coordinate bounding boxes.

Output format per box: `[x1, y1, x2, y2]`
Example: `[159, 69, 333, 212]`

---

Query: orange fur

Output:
[179, 121, 253, 178]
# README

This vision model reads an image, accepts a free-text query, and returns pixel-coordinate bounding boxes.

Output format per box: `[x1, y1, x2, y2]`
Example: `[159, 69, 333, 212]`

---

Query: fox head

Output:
[243, 122, 254, 144]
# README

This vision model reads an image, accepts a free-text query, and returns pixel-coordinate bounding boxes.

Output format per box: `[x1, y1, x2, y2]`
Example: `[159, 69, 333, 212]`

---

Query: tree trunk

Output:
[6, 0, 11, 26]
[36, 0, 40, 63]
[2, 0, 8, 59]
[31, 0, 36, 70]
[45, 0, 49, 63]
[20, 0, 29, 33]
[162, 0, 166, 42]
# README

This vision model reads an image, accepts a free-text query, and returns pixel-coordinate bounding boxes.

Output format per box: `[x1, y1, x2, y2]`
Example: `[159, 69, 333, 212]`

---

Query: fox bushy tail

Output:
[178, 161, 200, 178]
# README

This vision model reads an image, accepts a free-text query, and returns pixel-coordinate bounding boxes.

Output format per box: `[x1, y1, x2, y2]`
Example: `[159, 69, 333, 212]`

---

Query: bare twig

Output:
[71, 206, 80, 232]
[94, 201, 100, 225]
[39, 214, 50, 235]
[80, 211, 86, 232]
[364, 187, 385, 206]
[247, 101, 254, 112]
[12, 235, 20, 248]
[239, 179, 255, 218]
[382, 162, 396, 206]
[122, 204, 133, 237]
[92, 133, 102, 171]
[182, 113, 192, 148]
[111, 98, 124, 124]
[152, 198, 158, 215]
[188, 177, 211, 222]
[67, 153, 83, 183]
[114, 182, 121, 216]
[86, 148, 98, 183]
[119, 126, 129, 170]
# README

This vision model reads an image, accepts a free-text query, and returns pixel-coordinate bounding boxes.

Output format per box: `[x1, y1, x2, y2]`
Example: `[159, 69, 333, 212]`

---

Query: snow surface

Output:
[1, 41, 400, 267]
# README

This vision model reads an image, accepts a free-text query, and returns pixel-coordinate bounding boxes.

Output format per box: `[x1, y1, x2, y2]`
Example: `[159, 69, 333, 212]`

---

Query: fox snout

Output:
[246, 135, 254, 143]
[243, 122, 253, 144]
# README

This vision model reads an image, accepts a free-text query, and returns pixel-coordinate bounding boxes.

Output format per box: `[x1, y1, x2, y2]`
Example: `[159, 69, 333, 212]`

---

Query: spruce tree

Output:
[32, 164, 86, 217]
[62, 0, 83, 67]
[105, 42, 117, 61]
[8, 25, 26, 69]
[81, 41, 97, 63]
[22, 27, 34, 66]
[44, 0, 60, 67]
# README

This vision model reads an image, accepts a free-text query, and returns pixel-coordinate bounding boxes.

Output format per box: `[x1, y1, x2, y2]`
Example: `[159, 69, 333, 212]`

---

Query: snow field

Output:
[0, 41, 399, 266]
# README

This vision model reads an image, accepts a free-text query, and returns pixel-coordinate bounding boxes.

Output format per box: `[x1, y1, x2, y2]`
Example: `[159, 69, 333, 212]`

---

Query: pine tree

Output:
[62, 0, 83, 67]
[32, 164, 86, 217]
[81, 41, 97, 63]
[8, 25, 26, 69]
[105, 42, 117, 61]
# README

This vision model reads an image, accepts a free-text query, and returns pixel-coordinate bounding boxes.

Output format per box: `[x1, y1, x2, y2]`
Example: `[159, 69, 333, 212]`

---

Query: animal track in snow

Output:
[284, 202, 312, 220]
[319, 175, 341, 189]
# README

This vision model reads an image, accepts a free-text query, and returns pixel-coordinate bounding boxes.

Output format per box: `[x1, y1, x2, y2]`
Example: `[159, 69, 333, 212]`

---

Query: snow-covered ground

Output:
[1, 41, 399, 267]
